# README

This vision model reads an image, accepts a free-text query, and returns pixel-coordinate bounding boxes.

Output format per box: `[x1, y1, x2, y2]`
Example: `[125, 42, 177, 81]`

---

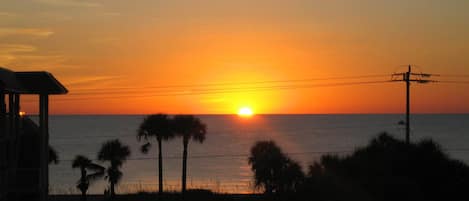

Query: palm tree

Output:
[97, 139, 131, 198]
[172, 115, 207, 193]
[72, 155, 105, 201]
[137, 114, 174, 194]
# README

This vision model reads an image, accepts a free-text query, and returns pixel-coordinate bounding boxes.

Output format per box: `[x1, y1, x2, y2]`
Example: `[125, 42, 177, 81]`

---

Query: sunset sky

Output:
[1, 0, 468, 114]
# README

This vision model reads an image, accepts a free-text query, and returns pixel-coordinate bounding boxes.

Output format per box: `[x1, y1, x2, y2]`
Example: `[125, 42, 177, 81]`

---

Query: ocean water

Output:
[43, 114, 469, 194]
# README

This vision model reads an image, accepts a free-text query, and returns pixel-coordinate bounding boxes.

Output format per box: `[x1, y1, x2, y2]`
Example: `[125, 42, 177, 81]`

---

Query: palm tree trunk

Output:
[182, 137, 189, 193]
[80, 168, 87, 201]
[158, 138, 163, 194]
[110, 182, 115, 198]
[81, 190, 87, 201]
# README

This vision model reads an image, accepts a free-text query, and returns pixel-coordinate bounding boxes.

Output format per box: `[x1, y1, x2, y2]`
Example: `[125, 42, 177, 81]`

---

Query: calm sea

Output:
[41, 114, 469, 194]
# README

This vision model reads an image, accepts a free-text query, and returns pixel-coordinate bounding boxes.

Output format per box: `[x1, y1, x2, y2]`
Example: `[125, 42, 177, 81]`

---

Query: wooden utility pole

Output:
[392, 65, 436, 144]
[405, 66, 411, 143]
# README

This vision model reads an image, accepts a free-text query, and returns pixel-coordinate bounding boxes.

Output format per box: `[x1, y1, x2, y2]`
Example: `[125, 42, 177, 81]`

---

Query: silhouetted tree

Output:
[97, 139, 131, 198]
[172, 115, 207, 193]
[280, 159, 304, 193]
[72, 155, 105, 201]
[301, 132, 469, 201]
[137, 114, 174, 194]
[248, 141, 304, 194]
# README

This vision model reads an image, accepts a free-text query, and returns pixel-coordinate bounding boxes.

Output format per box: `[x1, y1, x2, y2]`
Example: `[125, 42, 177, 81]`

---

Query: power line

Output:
[437, 81, 469, 84]
[67, 80, 392, 95]
[38, 80, 392, 102]
[69, 74, 391, 92]
[438, 74, 469, 78]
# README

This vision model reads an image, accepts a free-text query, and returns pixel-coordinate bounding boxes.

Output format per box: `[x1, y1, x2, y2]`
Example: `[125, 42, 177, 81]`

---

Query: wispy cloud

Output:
[201, 97, 227, 103]
[0, 44, 37, 53]
[102, 12, 121, 17]
[64, 75, 123, 87]
[0, 12, 17, 17]
[0, 44, 68, 70]
[0, 44, 37, 63]
[89, 36, 119, 45]
[35, 0, 100, 7]
[0, 28, 54, 37]
[6, 55, 68, 69]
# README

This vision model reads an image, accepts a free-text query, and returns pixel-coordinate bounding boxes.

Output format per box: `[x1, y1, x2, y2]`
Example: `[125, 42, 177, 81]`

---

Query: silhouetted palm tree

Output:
[172, 115, 207, 193]
[72, 155, 105, 201]
[137, 114, 174, 194]
[97, 139, 131, 198]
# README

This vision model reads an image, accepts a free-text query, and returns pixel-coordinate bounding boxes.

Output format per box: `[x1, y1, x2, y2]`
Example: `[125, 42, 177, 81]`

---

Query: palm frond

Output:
[140, 142, 152, 154]
[49, 145, 59, 164]
[173, 115, 207, 143]
[137, 114, 175, 141]
[87, 163, 105, 172]
[72, 155, 91, 168]
[86, 171, 105, 182]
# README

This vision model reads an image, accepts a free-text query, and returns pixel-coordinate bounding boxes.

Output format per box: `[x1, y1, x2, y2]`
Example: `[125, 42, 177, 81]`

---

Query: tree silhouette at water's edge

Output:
[248, 141, 304, 194]
[302, 133, 469, 201]
[137, 114, 175, 194]
[97, 139, 131, 199]
[248, 133, 469, 201]
[172, 115, 207, 194]
[71, 155, 105, 201]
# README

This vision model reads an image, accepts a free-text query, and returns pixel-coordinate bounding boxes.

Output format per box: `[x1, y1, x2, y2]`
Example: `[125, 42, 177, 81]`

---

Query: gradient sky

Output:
[1, 0, 468, 114]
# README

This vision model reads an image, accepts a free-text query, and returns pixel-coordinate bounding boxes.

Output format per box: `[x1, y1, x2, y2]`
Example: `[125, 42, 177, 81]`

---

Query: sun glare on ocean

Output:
[238, 107, 254, 117]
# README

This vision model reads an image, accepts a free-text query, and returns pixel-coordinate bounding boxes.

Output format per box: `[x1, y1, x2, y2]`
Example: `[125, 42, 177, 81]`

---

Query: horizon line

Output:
[23, 112, 469, 116]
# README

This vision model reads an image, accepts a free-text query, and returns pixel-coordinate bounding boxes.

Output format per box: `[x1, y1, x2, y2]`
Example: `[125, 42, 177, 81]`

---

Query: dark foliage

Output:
[248, 133, 469, 201]
[301, 132, 469, 201]
[248, 141, 304, 194]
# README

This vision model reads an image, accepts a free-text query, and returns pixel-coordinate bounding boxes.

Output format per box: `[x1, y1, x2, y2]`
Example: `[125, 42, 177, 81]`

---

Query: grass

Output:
[49, 191, 267, 201]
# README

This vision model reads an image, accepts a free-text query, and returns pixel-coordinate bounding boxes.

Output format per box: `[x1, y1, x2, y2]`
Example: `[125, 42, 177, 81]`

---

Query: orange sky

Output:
[1, 0, 469, 114]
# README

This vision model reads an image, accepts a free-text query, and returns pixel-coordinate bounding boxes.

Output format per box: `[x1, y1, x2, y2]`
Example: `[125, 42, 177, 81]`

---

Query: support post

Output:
[6, 93, 16, 201]
[0, 86, 5, 136]
[39, 94, 49, 201]
[8, 94, 14, 138]
[0, 85, 5, 201]
[13, 94, 20, 136]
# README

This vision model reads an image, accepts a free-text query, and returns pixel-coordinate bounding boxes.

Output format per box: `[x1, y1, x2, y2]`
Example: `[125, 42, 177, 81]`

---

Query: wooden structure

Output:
[0, 67, 67, 201]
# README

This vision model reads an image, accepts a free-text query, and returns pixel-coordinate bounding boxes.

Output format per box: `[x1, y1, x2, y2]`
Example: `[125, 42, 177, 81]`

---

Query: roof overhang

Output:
[0, 67, 68, 95]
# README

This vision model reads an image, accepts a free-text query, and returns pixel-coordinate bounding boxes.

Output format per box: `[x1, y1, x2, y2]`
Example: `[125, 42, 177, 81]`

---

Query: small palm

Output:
[98, 139, 131, 197]
[72, 155, 104, 201]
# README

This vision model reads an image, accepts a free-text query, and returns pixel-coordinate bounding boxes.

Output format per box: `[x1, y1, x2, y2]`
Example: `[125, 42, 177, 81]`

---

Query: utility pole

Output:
[392, 65, 436, 144]
[405, 66, 411, 144]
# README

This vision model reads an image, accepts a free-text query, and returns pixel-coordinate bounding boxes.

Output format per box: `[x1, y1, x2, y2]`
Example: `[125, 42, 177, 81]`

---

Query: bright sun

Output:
[238, 107, 254, 117]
